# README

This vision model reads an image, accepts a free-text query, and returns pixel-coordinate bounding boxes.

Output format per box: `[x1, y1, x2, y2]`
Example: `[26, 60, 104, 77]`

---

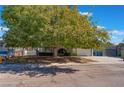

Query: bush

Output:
[70, 52, 77, 56]
[7, 56, 27, 64]
[37, 52, 54, 56]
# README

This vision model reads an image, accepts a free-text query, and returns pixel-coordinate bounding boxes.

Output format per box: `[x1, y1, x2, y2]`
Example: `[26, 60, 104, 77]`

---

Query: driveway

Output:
[0, 56, 124, 87]
[83, 56, 123, 64]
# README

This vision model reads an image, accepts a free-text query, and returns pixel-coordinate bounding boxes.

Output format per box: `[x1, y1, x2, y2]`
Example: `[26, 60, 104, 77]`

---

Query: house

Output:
[93, 49, 104, 56]
[104, 45, 117, 57]
[0, 40, 8, 56]
[72, 48, 93, 56]
[0, 40, 123, 57]
[12, 48, 93, 56]
[116, 43, 124, 57]
[97, 43, 124, 57]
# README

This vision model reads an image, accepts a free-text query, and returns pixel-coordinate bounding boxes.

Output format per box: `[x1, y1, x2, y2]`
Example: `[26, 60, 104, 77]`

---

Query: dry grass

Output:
[7, 56, 95, 64]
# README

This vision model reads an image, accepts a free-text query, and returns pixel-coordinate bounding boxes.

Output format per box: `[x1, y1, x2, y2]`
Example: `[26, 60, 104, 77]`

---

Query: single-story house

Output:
[0, 40, 124, 57]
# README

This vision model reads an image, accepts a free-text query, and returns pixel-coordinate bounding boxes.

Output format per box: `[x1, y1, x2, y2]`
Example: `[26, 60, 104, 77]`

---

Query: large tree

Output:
[2, 5, 110, 56]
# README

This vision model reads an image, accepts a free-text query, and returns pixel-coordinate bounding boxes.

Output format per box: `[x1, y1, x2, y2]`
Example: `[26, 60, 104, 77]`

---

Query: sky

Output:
[78, 5, 124, 44]
[0, 5, 124, 44]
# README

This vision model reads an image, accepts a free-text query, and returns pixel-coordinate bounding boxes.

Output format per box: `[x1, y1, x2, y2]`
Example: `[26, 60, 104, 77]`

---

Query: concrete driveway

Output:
[0, 56, 124, 87]
[83, 56, 123, 64]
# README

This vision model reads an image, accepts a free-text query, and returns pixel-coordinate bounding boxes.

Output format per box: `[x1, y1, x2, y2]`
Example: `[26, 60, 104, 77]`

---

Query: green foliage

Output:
[2, 5, 110, 50]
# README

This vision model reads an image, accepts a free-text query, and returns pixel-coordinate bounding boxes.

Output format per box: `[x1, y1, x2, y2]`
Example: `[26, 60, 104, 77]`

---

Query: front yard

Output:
[0, 56, 124, 87]
[7, 56, 95, 65]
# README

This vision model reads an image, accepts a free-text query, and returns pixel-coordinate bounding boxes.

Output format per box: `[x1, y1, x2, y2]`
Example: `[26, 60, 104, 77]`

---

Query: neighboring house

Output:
[117, 43, 124, 57]
[0, 40, 14, 57]
[104, 45, 117, 57]
[121, 48, 124, 57]
[0, 40, 8, 56]
[98, 43, 124, 57]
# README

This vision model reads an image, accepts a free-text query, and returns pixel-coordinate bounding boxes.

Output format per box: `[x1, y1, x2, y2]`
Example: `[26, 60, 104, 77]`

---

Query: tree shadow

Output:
[0, 64, 79, 77]
[37, 56, 83, 63]
[8, 56, 93, 64]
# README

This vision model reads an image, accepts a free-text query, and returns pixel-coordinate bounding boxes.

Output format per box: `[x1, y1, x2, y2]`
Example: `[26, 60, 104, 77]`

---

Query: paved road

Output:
[0, 57, 124, 87]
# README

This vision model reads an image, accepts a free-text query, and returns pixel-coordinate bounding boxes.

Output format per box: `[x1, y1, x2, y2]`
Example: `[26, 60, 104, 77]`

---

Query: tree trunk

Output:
[35, 48, 39, 56]
[53, 47, 58, 57]
[22, 48, 25, 56]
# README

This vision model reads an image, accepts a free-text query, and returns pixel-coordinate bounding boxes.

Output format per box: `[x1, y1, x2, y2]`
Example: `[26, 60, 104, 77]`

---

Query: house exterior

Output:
[93, 49, 105, 56]
[12, 48, 93, 56]
[0, 47, 119, 57]
[117, 43, 124, 57]
[121, 48, 124, 57]
[72, 48, 93, 56]
[104, 45, 117, 57]
[0, 40, 123, 57]
[0, 40, 8, 56]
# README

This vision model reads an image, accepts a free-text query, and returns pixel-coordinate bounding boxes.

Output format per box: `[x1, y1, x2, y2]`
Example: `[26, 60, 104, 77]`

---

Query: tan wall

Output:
[24, 50, 36, 56]
[73, 48, 92, 56]
[14, 51, 23, 56]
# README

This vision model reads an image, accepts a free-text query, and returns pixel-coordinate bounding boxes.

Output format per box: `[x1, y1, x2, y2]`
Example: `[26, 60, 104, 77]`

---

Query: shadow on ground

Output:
[0, 64, 79, 77]
[8, 56, 94, 64]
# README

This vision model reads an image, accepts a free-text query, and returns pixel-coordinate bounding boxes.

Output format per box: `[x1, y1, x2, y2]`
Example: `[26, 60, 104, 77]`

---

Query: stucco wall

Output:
[73, 48, 92, 56]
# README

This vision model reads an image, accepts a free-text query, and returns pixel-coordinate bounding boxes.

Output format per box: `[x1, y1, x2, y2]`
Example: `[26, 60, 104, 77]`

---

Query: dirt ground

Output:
[0, 56, 124, 87]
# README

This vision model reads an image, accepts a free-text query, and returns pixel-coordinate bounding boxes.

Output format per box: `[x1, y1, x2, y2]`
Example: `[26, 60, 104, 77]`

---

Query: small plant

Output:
[7, 56, 27, 64]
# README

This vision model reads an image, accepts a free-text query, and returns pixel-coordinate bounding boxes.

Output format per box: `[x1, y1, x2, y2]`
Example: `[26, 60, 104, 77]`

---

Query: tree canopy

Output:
[2, 5, 110, 51]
